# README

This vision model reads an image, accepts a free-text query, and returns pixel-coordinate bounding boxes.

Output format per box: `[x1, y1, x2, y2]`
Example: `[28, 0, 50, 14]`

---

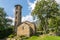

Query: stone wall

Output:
[17, 23, 30, 37]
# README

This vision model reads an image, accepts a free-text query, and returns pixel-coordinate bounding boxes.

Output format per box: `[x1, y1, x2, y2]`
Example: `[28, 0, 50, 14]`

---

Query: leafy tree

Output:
[0, 8, 6, 30]
[0, 8, 12, 30]
[0, 8, 13, 38]
[32, 0, 60, 34]
[48, 16, 60, 33]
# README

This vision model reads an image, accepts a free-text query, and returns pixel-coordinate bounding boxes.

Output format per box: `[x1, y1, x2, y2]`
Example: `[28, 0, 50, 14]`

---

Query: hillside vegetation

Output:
[27, 35, 60, 40]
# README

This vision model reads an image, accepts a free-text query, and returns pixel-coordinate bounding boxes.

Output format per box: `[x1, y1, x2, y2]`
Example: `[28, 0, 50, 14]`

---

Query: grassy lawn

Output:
[27, 35, 60, 40]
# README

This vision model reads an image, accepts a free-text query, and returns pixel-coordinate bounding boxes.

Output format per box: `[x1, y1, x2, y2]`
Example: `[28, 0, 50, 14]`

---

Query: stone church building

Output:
[14, 4, 36, 37]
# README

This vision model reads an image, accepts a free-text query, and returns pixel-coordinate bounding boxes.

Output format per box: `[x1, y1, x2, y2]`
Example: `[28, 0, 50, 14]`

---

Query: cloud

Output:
[7, 0, 60, 25]
[6, 0, 60, 25]
[6, 16, 15, 25]
[55, 0, 60, 4]
[27, 0, 60, 12]
[22, 14, 37, 22]
[6, 14, 37, 25]
[27, 0, 37, 11]
[22, 14, 34, 22]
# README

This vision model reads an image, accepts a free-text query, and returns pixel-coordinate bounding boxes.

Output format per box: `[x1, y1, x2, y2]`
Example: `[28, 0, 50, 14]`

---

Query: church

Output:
[14, 4, 36, 37]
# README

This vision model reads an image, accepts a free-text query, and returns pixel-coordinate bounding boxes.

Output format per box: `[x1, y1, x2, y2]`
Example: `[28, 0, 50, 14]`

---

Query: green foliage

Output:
[0, 8, 7, 29]
[0, 7, 13, 39]
[0, 7, 12, 30]
[8, 34, 16, 38]
[32, 0, 60, 34]
[0, 27, 13, 39]
[17, 35, 29, 40]
[27, 35, 60, 40]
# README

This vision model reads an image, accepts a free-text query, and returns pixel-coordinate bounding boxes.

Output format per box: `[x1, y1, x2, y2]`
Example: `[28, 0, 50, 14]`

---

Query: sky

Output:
[0, 0, 60, 25]
[0, 0, 34, 17]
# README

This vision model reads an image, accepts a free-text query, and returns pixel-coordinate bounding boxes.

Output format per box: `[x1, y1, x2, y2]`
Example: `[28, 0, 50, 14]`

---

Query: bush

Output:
[8, 34, 15, 38]
[0, 27, 13, 39]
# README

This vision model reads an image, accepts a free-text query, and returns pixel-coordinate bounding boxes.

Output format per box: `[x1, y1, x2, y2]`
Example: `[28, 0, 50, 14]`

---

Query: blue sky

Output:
[0, 0, 59, 17]
[0, 0, 37, 25]
[0, 0, 35, 17]
[0, 0, 60, 25]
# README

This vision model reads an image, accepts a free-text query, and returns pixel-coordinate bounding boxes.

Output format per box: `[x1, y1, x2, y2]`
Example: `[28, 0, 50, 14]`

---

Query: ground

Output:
[6, 34, 60, 40]
[27, 35, 60, 40]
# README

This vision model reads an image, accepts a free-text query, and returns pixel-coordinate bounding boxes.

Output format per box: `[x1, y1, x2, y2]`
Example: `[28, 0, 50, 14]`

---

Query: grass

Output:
[27, 35, 60, 40]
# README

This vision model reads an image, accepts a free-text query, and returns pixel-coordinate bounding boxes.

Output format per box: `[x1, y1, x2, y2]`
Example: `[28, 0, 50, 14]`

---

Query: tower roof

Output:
[15, 4, 22, 8]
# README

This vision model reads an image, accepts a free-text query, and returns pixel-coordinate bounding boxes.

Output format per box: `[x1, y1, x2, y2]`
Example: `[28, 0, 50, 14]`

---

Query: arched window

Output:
[22, 26, 24, 30]
[16, 11, 17, 14]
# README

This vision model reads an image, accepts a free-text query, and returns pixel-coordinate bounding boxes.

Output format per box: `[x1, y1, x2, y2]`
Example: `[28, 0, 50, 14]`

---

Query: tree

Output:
[0, 8, 12, 30]
[48, 16, 60, 33]
[32, 0, 60, 34]
[0, 8, 13, 38]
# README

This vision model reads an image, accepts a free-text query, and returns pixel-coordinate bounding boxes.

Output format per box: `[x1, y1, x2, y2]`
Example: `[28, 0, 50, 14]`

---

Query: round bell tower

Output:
[14, 4, 22, 33]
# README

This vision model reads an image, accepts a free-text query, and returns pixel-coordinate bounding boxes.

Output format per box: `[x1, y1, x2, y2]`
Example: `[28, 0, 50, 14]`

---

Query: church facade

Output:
[14, 4, 36, 37]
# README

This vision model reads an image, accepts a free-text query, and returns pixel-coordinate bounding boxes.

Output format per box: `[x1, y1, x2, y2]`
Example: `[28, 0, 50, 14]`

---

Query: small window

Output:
[15, 16, 17, 19]
[16, 11, 18, 14]
[22, 26, 24, 30]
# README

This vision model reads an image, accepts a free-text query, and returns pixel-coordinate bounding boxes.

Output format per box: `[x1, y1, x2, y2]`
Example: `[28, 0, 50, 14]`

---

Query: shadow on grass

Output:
[33, 31, 43, 37]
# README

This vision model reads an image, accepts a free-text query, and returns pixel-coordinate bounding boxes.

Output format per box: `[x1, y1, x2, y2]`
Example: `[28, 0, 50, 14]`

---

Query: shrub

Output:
[8, 34, 15, 38]
[0, 27, 13, 39]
